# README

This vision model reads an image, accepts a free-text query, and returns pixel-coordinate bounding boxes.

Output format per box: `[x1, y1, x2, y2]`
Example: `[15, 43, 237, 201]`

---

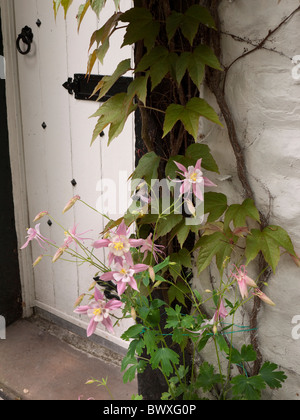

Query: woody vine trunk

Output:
[134, 0, 211, 400]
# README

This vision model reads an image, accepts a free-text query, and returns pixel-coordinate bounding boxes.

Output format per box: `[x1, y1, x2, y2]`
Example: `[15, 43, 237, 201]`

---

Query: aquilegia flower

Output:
[93, 220, 144, 266]
[213, 299, 229, 323]
[253, 288, 275, 306]
[140, 233, 165, 263]
[100, 261, 149, 295]
[21, 223, 52, 250]
[64, 224, 93, 249]
[231, 265, 257, 299]
[74, 287, 122, 337]
[173, 159, 216, 201]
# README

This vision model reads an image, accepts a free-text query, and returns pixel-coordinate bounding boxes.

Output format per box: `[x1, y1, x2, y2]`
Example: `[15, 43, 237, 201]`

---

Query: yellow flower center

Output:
[93, 308, 102, 316]
[190, 172, 198, 182]
[120, 268, 127, 275]
[114, 241, 124, 251]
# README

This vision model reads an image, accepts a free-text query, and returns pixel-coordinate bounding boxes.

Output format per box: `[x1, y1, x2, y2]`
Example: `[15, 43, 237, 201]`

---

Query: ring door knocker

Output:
[16, 26, 34, 55]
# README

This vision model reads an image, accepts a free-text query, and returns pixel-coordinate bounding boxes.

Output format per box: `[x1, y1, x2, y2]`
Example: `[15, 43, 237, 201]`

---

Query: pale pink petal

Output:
[180, 179, 191, 195]
[113, 272, 125, 282]
[193, 183, 204, 201]
[128, 277, 139, 292]
[102, 317, 114, 334]
[174, 161, 187, 174]
[129, 238, 145, 247]
[93, 239, 110, 248]
[100, 272, 116, 281]
[195, 159, 203, 171]
[74, 305, 90, 315]
[105, 299, 122, 310]
[238, 280, 248, 299]
[124, 251, 134, 266]
[117, 281, 127, 296]
[133, 264, 149, 273]
[87, 318, 97, 337]
[245, 275, 257, 288]
[203, 176, 217, 187]
[20, 239, 31, 250]
[116, 220, 127, 236]
[94, 287, 105, 302]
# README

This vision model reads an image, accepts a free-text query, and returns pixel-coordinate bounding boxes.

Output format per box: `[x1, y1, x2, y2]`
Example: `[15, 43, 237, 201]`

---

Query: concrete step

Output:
[0, 317, 137, 400]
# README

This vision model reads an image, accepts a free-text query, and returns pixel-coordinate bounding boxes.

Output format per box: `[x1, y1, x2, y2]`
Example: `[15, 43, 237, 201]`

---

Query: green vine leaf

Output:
[246, 225, 296, 272]
[143, 329, 158, 356]
[163, 98, 222, 140]
[204, 192, 228, 222]
[170, 220, 191, 249]
[195, 231, 234, 274]
[185, 143, 219, 173]
[224, 198, 260, 232]
[90, 92, 137, 145]
[135, 46, 177, 90]
[175, 46, 222, 87]
[90, 0, 106, 17]
[231, 375, 266, 400]
[230, 344, 257, 365]
[120, 7, 160, 51]
[166, 5, 216, 45]
[92, 58, 132, 100]
[156, 214, 183, 239]
[196, 362, 224, 393]
[259, 362, 287, 389]
[150, 348, 180, 377]
[131, 151, 161, 185]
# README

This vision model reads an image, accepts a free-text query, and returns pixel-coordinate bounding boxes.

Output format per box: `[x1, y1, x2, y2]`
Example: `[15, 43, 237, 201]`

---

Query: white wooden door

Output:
[13, 0, 134, 349]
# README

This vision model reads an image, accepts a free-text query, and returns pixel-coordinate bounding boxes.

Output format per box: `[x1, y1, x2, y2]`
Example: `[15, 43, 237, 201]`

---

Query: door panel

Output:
[14, 0, 134, 348]
[0, 11, 22, 326]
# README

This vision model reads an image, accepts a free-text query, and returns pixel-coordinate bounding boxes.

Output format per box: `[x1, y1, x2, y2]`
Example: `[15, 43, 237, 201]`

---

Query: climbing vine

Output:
[21, 0, 300, 400]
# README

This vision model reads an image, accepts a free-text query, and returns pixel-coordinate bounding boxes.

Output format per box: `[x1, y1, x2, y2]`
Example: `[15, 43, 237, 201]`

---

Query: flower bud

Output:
[131, 307, 137, 321]
[74, 294, 85, 308]
[62, 195, 81, 214]
[52, 246, 67, 263]
[253, 288, 275, 306]
[33, 255, 44, 268]
[186, 199, 196, 217]
[213, 325, 218, 335]
[148, 266, 155, 282]
[33, 211, 49, 222]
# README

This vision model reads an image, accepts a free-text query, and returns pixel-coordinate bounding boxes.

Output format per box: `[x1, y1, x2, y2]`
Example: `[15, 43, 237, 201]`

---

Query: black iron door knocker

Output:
[16, 26, 34, 55]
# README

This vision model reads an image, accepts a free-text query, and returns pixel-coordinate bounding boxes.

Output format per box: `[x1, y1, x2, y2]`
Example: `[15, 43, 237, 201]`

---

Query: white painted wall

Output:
[193, 0, 300, 400]
[13, 0, 134, 349]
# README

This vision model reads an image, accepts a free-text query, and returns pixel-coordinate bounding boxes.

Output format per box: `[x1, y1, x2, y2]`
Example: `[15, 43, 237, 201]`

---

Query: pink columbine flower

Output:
[173, 159, 216, 201]
[140, 233, 165, 263]
[231, 265, 257, 299]
[100, 261, 149, 295]
[64, 224, 93, 249]
[74, 287, 122, 337]
[21, 223, 51, 250]
[253, 288, 275, 306]
[213, 299, 228, 323]
[93, 220, 144, 266]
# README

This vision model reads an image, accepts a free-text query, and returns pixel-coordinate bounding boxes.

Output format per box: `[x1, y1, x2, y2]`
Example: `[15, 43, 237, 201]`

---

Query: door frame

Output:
[0, 0, 34, 317]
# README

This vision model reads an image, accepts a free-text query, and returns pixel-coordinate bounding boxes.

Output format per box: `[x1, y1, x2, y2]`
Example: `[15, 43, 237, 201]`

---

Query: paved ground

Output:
[0, 318, 137, 400]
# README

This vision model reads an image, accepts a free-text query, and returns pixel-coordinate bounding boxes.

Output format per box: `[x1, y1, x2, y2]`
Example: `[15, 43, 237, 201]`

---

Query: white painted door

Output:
[13, 0, 134, 349]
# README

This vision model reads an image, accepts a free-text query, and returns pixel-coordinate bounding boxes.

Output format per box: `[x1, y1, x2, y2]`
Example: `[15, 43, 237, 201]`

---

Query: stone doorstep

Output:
[0, 315, 137, 401]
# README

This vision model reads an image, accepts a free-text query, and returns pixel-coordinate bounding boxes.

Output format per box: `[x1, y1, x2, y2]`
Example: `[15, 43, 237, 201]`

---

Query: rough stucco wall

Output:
[192, 0, 300, 399]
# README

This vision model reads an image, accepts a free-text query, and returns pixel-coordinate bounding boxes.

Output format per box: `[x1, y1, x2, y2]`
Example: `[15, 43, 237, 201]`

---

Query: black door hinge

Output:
[63, 74, 133, 102]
